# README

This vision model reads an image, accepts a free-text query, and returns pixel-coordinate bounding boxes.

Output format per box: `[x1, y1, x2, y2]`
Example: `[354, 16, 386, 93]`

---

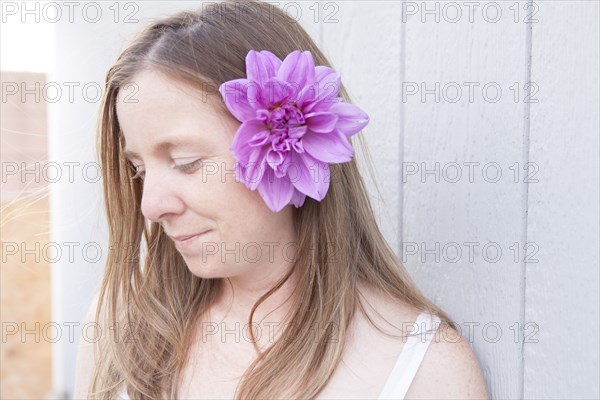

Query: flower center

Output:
[261, 103, 306, 152]
[269, 103, 305, 130]
[256, 103, 307, 176]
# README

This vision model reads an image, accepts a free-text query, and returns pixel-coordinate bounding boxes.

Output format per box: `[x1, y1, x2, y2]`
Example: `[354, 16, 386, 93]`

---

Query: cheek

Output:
[190, 159, 273, 234]
[225, 171, 291, 239]
[219, 157, 272, 216]
[224, 179, 274, 232]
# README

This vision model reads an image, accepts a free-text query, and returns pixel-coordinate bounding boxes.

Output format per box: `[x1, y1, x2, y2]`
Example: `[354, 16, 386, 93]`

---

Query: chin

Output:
[183, 258, 228, 279]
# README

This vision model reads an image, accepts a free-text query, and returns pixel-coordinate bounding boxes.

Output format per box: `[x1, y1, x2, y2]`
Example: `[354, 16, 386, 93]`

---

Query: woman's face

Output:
[116, 68, 297, 280]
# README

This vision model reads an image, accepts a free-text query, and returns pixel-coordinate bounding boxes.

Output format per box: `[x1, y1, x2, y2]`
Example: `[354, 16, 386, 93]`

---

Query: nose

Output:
[139, 170, 185, 222]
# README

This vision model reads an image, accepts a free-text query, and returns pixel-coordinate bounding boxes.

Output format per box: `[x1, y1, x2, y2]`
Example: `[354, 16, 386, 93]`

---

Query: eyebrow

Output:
[123, 138, 205, 160]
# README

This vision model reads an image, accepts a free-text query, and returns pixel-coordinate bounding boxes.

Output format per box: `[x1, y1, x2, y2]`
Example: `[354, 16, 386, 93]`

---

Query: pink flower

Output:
[219, 50, 369, 212]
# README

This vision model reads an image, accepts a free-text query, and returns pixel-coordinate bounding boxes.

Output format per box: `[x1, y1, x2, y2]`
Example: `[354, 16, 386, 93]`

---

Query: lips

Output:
[169, 230, 211, 246]
[172, 233, 201, 241]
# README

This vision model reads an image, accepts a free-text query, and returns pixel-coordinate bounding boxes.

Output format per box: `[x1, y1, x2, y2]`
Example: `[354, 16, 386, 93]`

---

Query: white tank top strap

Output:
[377, 311, 442, 400]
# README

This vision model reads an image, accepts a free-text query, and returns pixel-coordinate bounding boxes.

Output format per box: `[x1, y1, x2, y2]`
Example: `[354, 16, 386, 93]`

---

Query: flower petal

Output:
[290, 188, 306, 207]
[219, 79, 261, 122]
[302, 129, 354, 163]
[230, 119, 269, 164]
[241, 146, 270, 191]
[330, 102, 370, 137]
[260, 50, 283, 70]
[298, 70, 341, 113]
[274, 151, 292, 178]
[277, 50, 316, 90]
[310, 96, 343, 113]
[288, 151, 330, 201]
[304, 112, 338, 133]
[248, 131, 270, 147]
[256, 169, 295, 212]
[314, 65, 335, 82]
[288, 125, 307, 139]
[266, 149, 284, 169]
[246, 50, 281, 83]
[294, 66, 335, 108]
[260, 77, 294, 107]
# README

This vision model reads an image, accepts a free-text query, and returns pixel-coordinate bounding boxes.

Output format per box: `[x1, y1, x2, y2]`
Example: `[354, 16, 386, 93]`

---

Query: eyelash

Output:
[129, 159, 203, 180]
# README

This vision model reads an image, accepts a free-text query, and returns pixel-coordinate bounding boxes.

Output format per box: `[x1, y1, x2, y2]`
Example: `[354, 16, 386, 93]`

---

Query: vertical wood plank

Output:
[526, 1, 600, 398]
[401, 1, 530, 397]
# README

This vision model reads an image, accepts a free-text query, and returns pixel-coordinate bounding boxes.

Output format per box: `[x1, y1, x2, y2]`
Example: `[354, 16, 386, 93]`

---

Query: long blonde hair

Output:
[91, 1, 455, 398]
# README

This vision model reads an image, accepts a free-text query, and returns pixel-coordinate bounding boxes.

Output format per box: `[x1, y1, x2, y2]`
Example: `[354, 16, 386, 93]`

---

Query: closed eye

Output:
[127, 159, 203, 181]
[175, 159, 203, 173]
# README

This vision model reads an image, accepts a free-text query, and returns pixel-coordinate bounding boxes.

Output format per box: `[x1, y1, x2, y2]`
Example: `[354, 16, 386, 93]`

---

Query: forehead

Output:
[115, 69, 237, 152]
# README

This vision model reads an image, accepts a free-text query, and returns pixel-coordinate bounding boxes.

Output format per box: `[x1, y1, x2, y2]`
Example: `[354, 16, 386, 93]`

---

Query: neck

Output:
[215, 262, 299, 322]
[204, 240, 301, 350]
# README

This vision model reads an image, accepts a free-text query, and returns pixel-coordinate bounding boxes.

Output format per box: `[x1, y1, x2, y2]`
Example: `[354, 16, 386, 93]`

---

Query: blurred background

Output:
[1, 1, 598, 399]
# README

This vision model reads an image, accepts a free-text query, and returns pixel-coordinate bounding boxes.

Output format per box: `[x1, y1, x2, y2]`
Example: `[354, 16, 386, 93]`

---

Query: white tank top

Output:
[377, 311, 441, 399]
[118, 312, 441, 400]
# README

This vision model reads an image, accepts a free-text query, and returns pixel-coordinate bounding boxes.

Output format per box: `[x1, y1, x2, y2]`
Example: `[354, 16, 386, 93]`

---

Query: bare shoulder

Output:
[316, 285, 423, 398]
[405, 321, 490, 399]
[355, 285, 489, 399]
[355, 284, 422, 327]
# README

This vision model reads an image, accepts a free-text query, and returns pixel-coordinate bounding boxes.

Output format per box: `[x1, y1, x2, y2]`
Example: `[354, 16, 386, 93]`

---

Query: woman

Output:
[74, 1, 489, 398]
